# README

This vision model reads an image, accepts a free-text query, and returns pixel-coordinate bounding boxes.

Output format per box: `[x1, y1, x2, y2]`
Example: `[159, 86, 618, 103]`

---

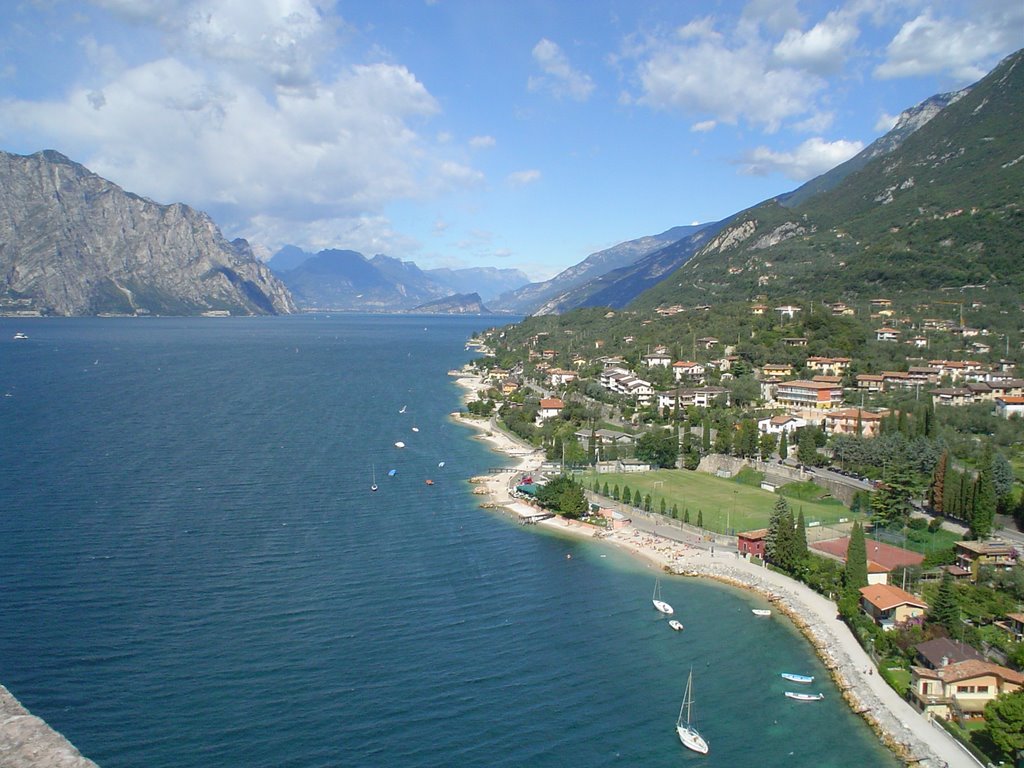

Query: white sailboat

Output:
[370, 465, 378, 492]
[652, 578, 674, 615]
[676, 668, 709, 755]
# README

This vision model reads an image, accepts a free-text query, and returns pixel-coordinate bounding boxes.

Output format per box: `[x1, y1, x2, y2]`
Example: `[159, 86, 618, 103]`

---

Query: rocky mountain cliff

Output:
[0, 150, 295, 316]
[412, 292, 490, 314]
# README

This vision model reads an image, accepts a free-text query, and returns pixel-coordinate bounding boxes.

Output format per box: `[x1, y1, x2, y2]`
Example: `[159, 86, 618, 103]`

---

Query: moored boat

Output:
[752, 608, 771, 616]
[784, 691, 824, 701]
[668, 619, 684, 631]
[676, 668, 709, 754]
[781, 672, 814, 684]
[652, 578, 674, 615]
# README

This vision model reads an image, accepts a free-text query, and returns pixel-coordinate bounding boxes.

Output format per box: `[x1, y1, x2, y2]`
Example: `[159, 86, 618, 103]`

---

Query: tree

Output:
[735, 419, 759, 458]
[797, 428, 818, 466]
[844, 521, 868, 590]
[602, 481, 609, 497]
[973, 444, 997, 539]
[633, 489, 642, 507]
[758, 432, 777, 461]
[928, 570, 960, 636]
[871, 451, 917, 528]
[930, 450, 948, 514]
[765, 496, 791, 566]
[985, 690, 1024, 761]
[778, 431, 789, 461]
[644, 493, 652, 512]
[701, 420, 711, 453]
[635, 428, 679, 468]
[559, 481, 588, 519]
[697, 509, 703, 528]
[683, 508, 690, 524]
[672, 503, 679, 519]
[622, 485, 630, 504]
[660, 497, 667, 515]
[794, 510, 808, 566]
[992, 450, 1015, 512]
[612, 484, 620, 501]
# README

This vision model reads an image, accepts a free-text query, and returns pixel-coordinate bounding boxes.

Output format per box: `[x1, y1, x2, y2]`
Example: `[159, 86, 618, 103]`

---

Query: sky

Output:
[1, 1, 1022, 281]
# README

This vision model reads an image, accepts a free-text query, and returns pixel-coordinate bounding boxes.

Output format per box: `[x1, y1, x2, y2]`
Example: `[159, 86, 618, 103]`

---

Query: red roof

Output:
[859, 584, 928, 611]
[539, 398, 564, 409]
[811, 537, 924, 570]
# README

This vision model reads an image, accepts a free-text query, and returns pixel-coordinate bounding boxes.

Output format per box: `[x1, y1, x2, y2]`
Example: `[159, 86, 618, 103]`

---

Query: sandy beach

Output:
[451, 369, 973, 768]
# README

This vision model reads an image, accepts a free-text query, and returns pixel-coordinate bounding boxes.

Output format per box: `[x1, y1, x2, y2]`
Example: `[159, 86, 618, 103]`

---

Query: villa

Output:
[909, 659, 1024, 721]
[858, 584, 928, 630]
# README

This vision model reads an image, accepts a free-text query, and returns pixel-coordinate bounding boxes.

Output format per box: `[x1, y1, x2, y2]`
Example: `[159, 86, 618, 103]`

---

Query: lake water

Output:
[0, 315, 898, 767]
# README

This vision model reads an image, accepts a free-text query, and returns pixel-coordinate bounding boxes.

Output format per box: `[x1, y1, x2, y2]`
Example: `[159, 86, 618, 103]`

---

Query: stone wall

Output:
[0, 685, 98, 767]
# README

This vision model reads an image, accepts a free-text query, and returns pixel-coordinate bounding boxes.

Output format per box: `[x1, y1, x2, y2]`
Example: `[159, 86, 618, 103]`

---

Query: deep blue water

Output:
[0, 315, 898, 767]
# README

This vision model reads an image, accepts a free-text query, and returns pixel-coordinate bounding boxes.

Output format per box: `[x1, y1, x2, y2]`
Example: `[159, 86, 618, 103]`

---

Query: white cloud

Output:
[772, 11, 859, 74]
[469, 134, 495, 149]
[875, 7, 1024, 82]
[874, 111, 899, 132]
[527, 38, 595, 101]
[691, 119, 716, 132]
[793, 110, 835, 133]
[507, 169, 541, 186]
[626, 19, 826, 132]
[740, 137, 864, 180]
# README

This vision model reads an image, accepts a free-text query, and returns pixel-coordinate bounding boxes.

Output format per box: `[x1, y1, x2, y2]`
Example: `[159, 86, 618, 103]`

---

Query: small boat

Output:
[425, 479, 434, 486]
[412, 427, 419, 433]
[752, 608, 772, 617]
[676, 668, 709, 754]
[781, 673, 814, 684]
[652, 578, 674, 615]
[370, 465, 378, 493]
[668, 619, 684, 631]
[387, 469, 397, 477]
[12, 332, 28, 340]
[784, 691, 824, 701]
[399, 405, 407, 413]
[438, 461, 445, 468]
[394, 441, 405, 448]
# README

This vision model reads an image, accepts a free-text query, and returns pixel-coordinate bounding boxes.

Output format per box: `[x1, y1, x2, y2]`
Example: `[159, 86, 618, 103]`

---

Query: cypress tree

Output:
[622, 485, 630, 504]
[766, 496, 790, 565]
[602, 481, 609, 497]
[672, 502, 679, 519]
[633, 489, 642, 507]
[684, 508, 690, 524]
[795, 510, 809, 565]
[660, 497, 667, 515]
[972, 445, 997, 539]
[612, 484, 620, 501]
[844, 521, 869, 590]
[778, 431, 788, 460]
[701, 420, 711, 453]
[697, 509, 703, 528]
[930, 451, 948, 514]
[929, 570, 960, 635]
[592, 478, 600, 493]
[643, 493, 652, 512]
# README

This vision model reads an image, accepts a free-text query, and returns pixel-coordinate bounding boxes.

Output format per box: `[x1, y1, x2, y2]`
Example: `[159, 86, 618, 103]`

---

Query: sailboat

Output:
[370, 465, 378, 492]
[676, 668, 709, 754]
[652, 578, 674, 615]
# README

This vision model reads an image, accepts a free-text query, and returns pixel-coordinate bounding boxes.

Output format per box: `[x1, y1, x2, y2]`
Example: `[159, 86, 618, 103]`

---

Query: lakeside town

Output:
[455, 295, 1024, 768]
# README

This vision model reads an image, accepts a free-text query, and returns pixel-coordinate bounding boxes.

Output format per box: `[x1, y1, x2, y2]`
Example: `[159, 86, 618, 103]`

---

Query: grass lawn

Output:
[583, 468, 863, 535]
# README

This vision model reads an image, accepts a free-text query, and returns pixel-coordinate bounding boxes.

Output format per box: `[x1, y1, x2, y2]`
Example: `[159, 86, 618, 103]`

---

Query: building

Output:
[909, 660, 1024, 721]
[859, 584, 928, 630]
[757, 414, 806, 435]
[775, 304, 801, 319]
[875, 327, 901, 342]
[931, 388, 975, 408]
[915, 638, 985, 670]
[672, 361, 706, 382]
[955, 540, 1017, 580]
[812, 537, 923, 586]
[548, 368, 577, 387]
[737, 529, 768, 558]
[824, 408, 887, 437]
[855, 374, 884, 393]
[775, 379, 844, 410]
[643, 352, 673, 368]
[806, 356, 852, 376]
[997, 395, 1024, 418]
[537, 398, 565, 421]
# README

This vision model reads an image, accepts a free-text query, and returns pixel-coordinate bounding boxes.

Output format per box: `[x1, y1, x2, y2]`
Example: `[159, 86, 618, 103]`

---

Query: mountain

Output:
[424, 266, 529, 302]
[413, 292, 490, 314]
[271, 246, 528, 311]
[488, 225, 702, 314]
[0, 150, 295, 316]
[634, 48, 1024, 311]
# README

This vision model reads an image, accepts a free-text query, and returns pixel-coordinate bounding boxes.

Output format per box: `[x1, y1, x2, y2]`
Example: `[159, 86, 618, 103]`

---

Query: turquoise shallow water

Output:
[0, 315, 898, 767]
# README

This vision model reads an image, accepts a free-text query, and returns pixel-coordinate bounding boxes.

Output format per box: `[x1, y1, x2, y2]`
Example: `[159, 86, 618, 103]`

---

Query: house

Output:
[875, 327, 901, 342]
[774, 304, 802, 319]
[537, 398, 565, 421]
[548, 368, 577, 387]
[657, 386, 730, 411]
[574, 428, 635, 447]
[775, 379, 844, 409]
[931, 388, 975, 408]
[995, 613, 1024, 642]
[542, 349, 557, 360]
[672, 361, 706, 382]
[501, 377, 520, 395]
[955, 540, 1017, 580]
[909, 660, 1024, 721]
[806, 356, 852, 376]
[812, 538, 924, 586]
[915, 638, 985, 670]
[782, 337, 808, 347]
[695, 336, 719, 350]
[996, 395, 1024, 418]
[737, 529, 769, 558]
[757, 414, 806, 435]
[761, 363, 794, 380]
[855, 374, 885, 393]
[859, 584, 928, 630]
[829, 302, 855, 316]
[643, 352, 673, 368]
[824, 408, 887, 437]
[750, 303, 768, 315]
[870, 298, 893, 309]
[908, 335, 929, 348]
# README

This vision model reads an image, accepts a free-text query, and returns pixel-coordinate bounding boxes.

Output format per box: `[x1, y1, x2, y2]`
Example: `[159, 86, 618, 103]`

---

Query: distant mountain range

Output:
[268, 247, 527, 312]
[0, 150, 294, 316]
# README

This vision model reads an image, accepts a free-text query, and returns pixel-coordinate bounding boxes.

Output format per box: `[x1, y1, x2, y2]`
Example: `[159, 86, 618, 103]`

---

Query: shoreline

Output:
[451, 369, 972, 768]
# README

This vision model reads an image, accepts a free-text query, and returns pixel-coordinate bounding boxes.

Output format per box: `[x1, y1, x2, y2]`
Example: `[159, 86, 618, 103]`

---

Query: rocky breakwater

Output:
[0, 685, 98, 767]
[669, 557, 953, 768]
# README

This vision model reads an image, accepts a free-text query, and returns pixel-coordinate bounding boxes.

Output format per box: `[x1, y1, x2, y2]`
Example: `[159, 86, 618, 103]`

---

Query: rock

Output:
[0, 685, 99, 767]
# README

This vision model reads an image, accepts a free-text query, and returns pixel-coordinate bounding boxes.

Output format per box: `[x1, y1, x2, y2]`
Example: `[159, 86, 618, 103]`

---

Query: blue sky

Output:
[1, 1, 1021, 280]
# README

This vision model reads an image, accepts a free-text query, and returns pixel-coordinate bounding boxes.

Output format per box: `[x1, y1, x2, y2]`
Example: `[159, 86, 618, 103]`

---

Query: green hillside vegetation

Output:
[636, 49, 1024, 313]
[585, 468, 859, 535]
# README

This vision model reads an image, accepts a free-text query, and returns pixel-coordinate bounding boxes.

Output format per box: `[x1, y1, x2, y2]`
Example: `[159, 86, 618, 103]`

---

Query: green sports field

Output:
[584, 468, 863, 535]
